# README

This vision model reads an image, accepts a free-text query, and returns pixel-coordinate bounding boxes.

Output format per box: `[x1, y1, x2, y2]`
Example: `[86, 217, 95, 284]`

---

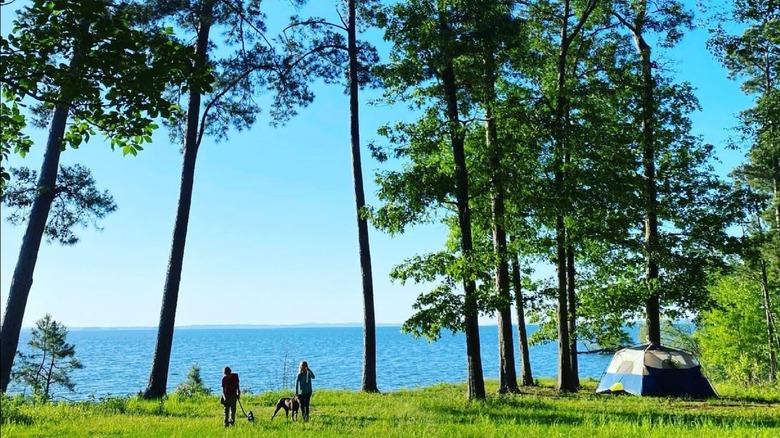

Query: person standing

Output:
[295, 361, 315, 421]
[221, 366, 240, 426]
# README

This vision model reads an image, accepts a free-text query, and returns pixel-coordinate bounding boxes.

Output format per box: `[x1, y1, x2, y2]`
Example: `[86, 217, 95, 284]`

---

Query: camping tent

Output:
[595, 344, 717, 398]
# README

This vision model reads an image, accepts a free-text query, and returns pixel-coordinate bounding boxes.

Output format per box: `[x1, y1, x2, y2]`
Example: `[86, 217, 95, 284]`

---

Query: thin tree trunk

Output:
[143, 8, 213, 399]
[36, 351, 48, 386]
[510, 237, 534, 386]
[0, 103, 69, 393]
[45, 355, 55, 398]
[768, 50, 779, 231]
[759, 258, 777, 382]
[439, 14, 485, 399]
[617, 1, 661, 347]
[566, 240, 579, 388]
[555, 217, 572, 390]
[766, 52, 779, 380]
[612, 0, 662, 347]
[774, 175, 779, 231]
[551, 0, 596, 392]
[484, 51, 518, 394]
[563, 116, 578, 387]
[754, 205, 778, 382]
[492, 165, 518, 395]
[554, 0, 573, 392]
[638, 32, 660, 347]
[348, 0, 378, 394]
[35, 350, 48, 395]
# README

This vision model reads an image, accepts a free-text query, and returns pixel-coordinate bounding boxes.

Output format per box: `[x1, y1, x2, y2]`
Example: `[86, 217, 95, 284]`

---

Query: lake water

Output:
[7, 325, 627, 400]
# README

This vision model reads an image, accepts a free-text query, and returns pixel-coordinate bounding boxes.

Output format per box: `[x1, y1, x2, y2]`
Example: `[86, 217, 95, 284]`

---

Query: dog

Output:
[271, 395, 300, 420]
[238, 398, 255, 423]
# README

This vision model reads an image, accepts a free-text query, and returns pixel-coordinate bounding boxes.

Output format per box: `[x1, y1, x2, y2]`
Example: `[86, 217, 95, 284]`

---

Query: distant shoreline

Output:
[63, 323, 404, 331]
[38, 322, 548, 331]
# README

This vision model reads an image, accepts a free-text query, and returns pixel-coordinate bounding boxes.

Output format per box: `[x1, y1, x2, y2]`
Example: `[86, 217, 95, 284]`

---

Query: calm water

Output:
[8, 325, 625, 400]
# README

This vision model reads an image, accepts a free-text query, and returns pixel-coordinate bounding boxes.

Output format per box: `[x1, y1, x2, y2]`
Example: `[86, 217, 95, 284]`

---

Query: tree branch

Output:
[218, 0, 276, 50]
[282, 18, 347, 35]
[197, 62, 272, 147]
[565, 0, 598, 46]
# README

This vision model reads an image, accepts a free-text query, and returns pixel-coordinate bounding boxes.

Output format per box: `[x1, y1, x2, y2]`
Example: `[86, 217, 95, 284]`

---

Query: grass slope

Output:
[1, 379, 778, 437]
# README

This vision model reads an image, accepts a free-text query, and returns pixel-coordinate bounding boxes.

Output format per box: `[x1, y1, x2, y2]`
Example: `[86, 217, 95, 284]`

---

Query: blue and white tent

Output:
[595, 344, 717, 398]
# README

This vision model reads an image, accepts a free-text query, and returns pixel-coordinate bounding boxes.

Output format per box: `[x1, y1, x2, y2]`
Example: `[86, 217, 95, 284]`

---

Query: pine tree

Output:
[12, 314, 83, 401]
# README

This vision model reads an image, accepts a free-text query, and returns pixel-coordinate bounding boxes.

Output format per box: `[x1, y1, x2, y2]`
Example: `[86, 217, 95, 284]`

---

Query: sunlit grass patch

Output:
[2, 379, 778, 437]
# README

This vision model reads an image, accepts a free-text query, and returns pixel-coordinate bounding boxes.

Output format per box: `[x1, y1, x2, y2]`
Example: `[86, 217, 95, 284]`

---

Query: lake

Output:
[7, 325, 626, 400]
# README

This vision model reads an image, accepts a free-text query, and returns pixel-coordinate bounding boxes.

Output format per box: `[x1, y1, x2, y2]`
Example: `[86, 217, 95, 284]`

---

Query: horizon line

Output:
[21, 322, 549, 330]
[43, 322, 404, 330]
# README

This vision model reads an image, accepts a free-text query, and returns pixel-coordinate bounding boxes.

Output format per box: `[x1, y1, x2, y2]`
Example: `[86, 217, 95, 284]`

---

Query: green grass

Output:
[2, 379, 779, 437]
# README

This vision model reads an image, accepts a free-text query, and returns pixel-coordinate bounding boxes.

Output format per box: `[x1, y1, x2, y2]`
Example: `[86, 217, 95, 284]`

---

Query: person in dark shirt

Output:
[221, 366, 240, 426]
[295, 361, 315, 421]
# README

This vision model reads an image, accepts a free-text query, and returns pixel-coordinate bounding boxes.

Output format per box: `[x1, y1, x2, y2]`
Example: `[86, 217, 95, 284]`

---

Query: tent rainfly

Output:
[595, 343, 717, 398]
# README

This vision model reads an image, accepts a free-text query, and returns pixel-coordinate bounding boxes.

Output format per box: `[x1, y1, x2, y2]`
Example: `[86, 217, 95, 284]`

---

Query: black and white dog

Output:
[271, 395, 300, 420]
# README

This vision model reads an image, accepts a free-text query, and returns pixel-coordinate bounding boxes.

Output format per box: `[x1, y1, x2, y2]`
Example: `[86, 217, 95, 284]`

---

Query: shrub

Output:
[174, 363, 211, 397]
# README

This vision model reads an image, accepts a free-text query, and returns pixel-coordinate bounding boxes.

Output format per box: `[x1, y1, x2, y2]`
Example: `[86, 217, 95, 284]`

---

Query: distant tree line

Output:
[0, 0, 777, 400]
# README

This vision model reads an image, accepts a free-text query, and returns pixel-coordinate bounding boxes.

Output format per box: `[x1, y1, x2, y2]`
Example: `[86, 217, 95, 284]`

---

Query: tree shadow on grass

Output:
[430, 404, 585, 427]
[426, 395, 780, 430]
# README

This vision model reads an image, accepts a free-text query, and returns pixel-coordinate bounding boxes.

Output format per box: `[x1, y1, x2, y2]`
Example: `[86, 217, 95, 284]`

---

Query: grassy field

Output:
[1, 379, 778, 437]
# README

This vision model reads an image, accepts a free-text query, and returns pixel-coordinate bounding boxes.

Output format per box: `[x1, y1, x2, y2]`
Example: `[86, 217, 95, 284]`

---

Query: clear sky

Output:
[0, 0, 751, 328]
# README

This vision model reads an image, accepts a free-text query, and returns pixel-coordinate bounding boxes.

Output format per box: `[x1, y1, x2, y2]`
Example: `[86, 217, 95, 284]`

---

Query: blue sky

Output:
[1, 0, 750, 328]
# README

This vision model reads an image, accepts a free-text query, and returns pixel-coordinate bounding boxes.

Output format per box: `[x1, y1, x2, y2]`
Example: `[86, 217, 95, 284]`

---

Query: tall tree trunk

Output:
[143, 9, 212, 399]
[563, 118, 579, 386]
[551, 0, 596, 392]
[618, 0, 662, 346]
[566, 240, 579, 388]
[767, 53, 779, 379]
[510, 237, 534, 386]
[0, 103, 69, 393]
[554, 0, 574, 392]
[484, 52, 518, 394]
[439, 14, 485, 398]
[613, 0, 661, 347]
[768, 48, 779, 232]
[348, 0, 378, 394]
[635, 18, 661, 347]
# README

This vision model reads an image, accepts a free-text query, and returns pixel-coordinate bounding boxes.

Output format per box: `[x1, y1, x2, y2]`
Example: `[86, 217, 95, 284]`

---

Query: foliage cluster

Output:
[1, 165, 116, 245]
[698, 271, 780, 384]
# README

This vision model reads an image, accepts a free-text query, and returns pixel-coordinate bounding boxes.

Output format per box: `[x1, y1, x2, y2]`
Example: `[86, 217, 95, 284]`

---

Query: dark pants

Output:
[298, 392, 312, 420]
[223, 394, 237, 425]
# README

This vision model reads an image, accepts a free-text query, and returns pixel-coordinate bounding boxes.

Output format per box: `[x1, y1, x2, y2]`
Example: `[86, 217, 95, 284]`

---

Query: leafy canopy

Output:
[0, 0, 212, 190]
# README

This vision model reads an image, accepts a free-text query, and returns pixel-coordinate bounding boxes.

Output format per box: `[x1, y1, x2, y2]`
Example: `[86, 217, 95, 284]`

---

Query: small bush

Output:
[174, 363, 211, 397]
[0, 394, 34, 425]
[94, 396, 129, 415]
